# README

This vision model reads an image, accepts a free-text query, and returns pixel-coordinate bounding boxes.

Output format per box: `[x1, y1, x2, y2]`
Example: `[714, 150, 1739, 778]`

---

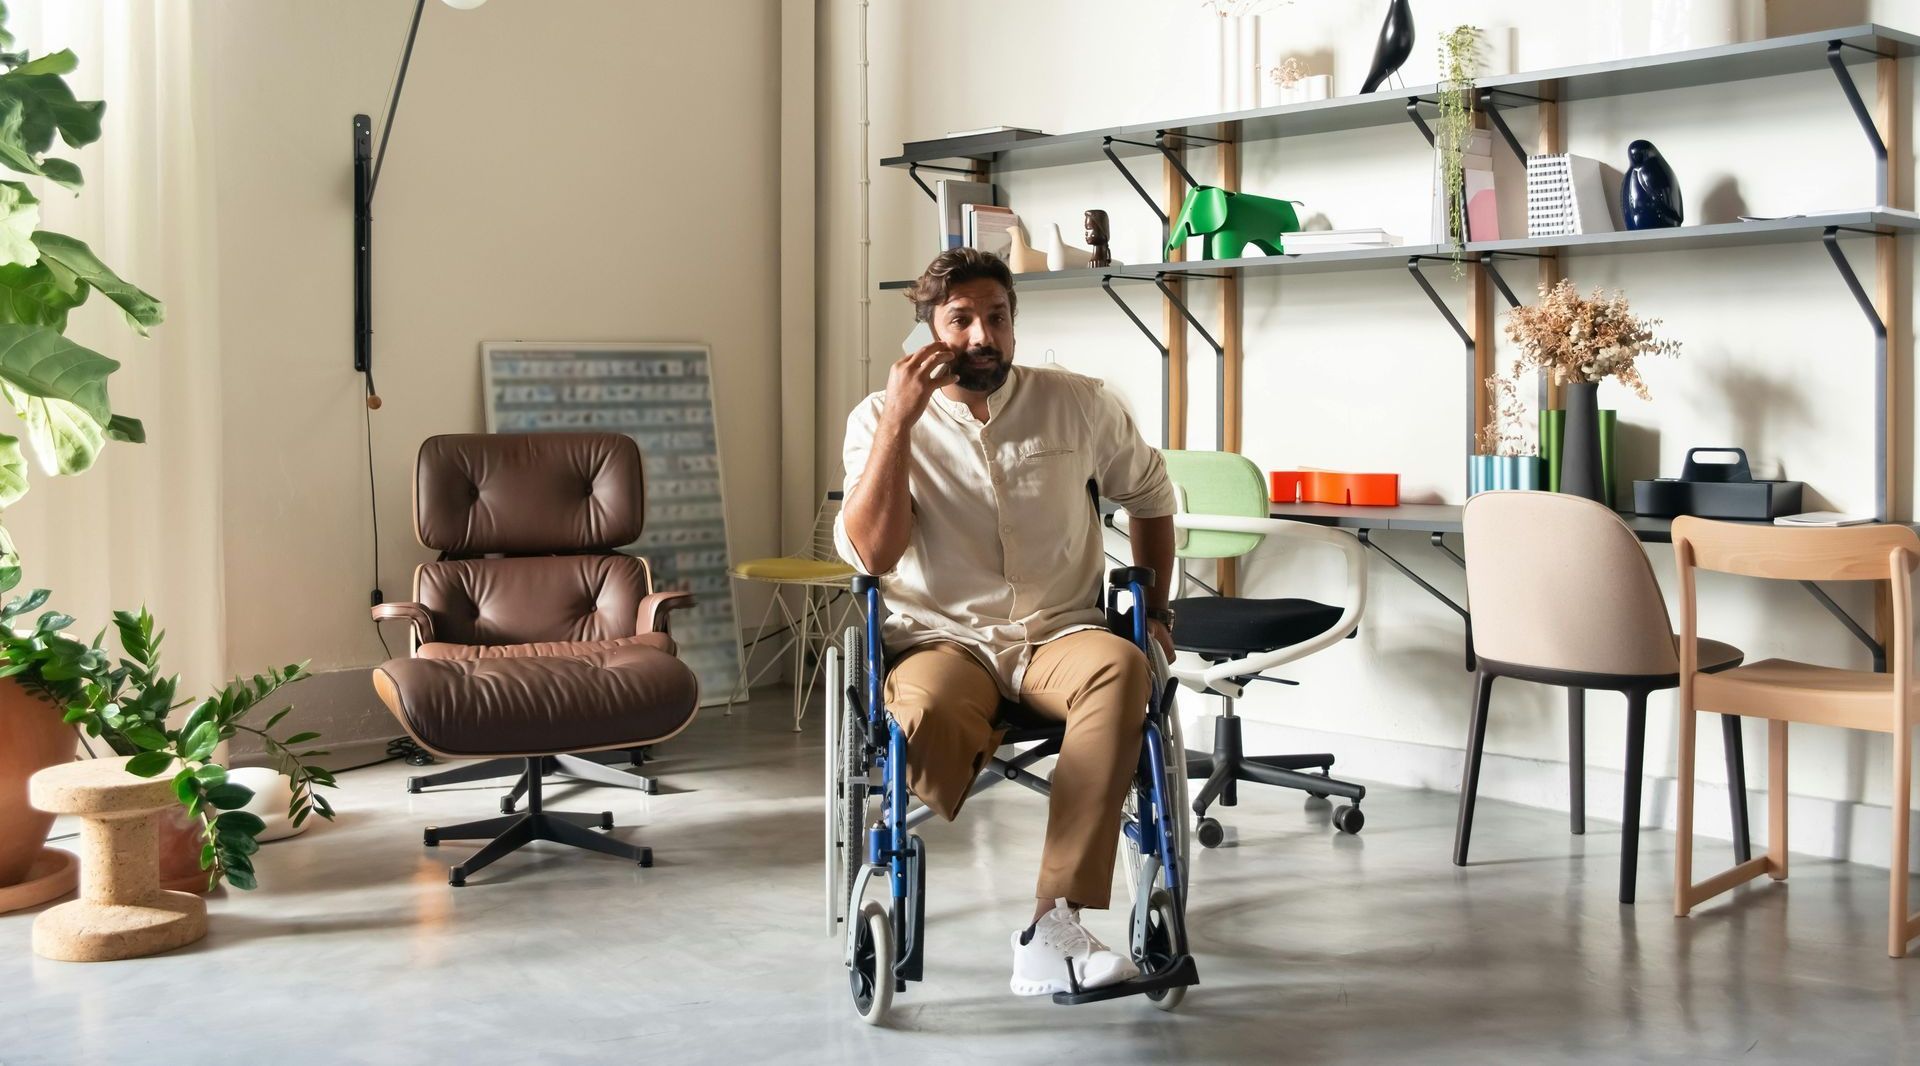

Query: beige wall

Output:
[201, 1, 785, 725]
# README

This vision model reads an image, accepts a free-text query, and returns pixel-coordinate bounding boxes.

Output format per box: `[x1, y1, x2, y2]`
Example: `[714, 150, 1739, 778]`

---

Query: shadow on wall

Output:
[1690, 358, 1815, 479]
[1613, 421, 1661, 498]
[1697, 175, 1749, 225]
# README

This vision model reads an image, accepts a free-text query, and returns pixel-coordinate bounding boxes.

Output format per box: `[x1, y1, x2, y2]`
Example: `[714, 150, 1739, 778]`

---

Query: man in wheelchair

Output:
[835, 248, 1178, 996]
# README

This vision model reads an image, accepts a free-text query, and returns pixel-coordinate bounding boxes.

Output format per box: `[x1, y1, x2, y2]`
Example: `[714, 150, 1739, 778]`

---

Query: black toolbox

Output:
[1633, 447, 1803, 520]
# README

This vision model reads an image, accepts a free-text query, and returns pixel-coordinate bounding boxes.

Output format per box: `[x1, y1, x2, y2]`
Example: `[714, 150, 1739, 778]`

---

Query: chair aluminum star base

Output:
[423, 756, 652, 886]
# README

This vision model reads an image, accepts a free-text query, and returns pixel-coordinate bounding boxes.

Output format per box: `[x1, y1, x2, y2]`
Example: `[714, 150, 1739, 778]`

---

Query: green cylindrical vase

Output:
[1540, 407, 1617, 506]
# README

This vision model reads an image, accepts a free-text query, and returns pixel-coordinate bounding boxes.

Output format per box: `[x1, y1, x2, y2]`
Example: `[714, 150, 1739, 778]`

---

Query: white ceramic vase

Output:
[1044, 224, 1093, 272]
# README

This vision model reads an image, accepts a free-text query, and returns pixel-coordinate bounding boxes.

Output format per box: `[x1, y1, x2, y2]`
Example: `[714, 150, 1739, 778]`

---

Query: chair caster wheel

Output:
[599, 812, 615, 830]
[423, 827, 440, 847]
[641, 780, 659, 795]
[1195, 817, 1224, 849]
[449, 868, 466, 887]
[1307, 790, 1329, 800]
[407, 780, 423, 794]
[638, 851, 654, 868]
[1333, 805, 1365, 835]
[499, 798, 516, 814]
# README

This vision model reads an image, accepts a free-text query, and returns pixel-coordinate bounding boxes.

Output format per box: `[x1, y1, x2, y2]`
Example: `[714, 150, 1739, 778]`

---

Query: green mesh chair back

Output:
[1160, 449, 1267, 559]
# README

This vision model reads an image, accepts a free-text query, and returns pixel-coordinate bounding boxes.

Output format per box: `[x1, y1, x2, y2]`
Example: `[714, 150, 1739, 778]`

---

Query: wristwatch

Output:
[1146, 607, 1176, 628]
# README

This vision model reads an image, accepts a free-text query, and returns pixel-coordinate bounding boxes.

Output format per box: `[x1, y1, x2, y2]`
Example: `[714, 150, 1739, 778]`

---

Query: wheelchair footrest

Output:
[1050, 954, 1199, 1006]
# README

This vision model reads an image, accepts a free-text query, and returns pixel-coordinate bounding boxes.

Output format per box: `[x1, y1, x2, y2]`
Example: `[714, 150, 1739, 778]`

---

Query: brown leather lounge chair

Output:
[370, 433, 701, 885]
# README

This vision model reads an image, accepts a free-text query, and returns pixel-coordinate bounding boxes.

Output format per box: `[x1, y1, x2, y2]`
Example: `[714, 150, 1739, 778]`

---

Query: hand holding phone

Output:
[903, 322, 948, 379]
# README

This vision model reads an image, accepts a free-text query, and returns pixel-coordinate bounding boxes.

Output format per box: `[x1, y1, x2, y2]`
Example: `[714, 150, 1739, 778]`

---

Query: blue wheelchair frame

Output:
[842, 565, 1198, 1010]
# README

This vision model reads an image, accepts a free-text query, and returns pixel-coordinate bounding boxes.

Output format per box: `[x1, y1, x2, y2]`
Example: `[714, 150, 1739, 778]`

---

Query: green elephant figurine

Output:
[1164, 185, 1302, 260]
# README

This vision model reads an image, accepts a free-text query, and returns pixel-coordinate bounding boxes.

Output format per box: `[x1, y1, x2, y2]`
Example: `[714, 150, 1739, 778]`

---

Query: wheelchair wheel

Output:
[849, 899, 893, 1025]
[1137, 888, 1186, 1012]
[831, 631, 871, 926]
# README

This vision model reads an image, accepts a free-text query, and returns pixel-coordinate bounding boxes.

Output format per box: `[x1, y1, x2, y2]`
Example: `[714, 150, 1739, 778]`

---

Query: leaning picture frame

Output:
[481, 341, 742, 706]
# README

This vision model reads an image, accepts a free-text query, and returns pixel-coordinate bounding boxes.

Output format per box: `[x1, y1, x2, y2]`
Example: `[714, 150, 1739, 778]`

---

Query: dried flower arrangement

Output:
[1271, 56, 1304, 89]
[1477, 279, 1681, 457]
[1502, 278, 1681, 397]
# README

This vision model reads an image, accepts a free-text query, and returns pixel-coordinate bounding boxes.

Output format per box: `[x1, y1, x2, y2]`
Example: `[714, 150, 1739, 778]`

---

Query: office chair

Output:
[1159, 450, 1369, 845]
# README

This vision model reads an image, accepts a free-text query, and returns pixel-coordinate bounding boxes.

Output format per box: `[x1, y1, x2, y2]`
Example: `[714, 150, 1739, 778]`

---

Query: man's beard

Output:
[951, 344, 1010, 392]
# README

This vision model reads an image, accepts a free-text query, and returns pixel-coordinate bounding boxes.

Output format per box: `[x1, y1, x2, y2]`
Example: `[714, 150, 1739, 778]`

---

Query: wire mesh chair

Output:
[726, 492, 856, 730]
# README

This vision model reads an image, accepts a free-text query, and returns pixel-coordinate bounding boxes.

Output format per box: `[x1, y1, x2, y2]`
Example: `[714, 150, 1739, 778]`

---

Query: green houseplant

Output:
[1436, 25, 1484, 270]
[0, 7, 331, 896]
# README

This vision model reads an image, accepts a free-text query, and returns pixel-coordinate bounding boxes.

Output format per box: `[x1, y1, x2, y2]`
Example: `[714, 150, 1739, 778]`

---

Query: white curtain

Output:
[7, 2, 225, 695]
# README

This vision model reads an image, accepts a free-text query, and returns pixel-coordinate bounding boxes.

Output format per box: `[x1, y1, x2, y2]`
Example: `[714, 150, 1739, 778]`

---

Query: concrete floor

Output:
[3, 689, 1917, 1065]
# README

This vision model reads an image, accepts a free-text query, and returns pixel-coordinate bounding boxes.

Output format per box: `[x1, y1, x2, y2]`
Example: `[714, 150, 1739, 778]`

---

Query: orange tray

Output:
[1271, 470, 1400, 507]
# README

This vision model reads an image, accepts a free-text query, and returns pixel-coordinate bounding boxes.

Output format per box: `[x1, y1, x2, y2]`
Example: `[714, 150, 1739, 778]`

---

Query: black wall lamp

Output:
[353, 0, 486, 409]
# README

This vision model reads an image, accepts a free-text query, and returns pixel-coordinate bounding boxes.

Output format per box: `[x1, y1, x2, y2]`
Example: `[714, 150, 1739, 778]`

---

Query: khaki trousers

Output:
[882, 630, 1149, 909]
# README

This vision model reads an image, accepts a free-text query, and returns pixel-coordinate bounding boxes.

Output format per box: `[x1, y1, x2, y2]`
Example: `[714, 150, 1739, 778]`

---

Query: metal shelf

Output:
[1470, 211, 1920, 259]
[882, 25, 1920, 173]
[878, 245, 1446, 292]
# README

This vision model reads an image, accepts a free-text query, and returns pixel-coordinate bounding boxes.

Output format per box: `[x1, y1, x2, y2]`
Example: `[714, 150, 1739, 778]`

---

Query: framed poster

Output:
[482, 342, 740, 706]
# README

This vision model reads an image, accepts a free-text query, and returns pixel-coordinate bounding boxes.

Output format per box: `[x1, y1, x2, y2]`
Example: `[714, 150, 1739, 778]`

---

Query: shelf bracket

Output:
[1800, 580, 1887, 671]
[1480, 255, 1524, 309]
[1826, 40, 1890, 207]
[1821, 226, 1890, 522]
[1405, 97, 1435, 146]
[1155, 131, 1202, 189]
[1154, 275, 1225, 451]
[1359, 529, 1475, 671]
[1476, 90, 1529, 163]
[1101, 139, 1168, 225]
[1407, 257, 1472, 348]
[906, 162, 979, 203]
[1102, 277, 1174, 448]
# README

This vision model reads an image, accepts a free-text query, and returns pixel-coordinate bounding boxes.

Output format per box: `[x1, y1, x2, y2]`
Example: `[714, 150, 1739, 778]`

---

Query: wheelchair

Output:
[824, 566, 1199, 1025]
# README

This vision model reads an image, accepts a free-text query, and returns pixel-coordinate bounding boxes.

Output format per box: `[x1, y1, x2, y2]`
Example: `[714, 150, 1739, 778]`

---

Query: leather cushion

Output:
[415, 432, 644, 555]
[372, 645, 699, 757]
[419, 554, 651, 647]
[1170, 596, 1344, 657]
[417, 632, 675, 660]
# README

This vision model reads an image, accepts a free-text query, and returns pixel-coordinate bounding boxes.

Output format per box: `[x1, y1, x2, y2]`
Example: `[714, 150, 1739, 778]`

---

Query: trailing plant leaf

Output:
[1436, 25, 1484, 272]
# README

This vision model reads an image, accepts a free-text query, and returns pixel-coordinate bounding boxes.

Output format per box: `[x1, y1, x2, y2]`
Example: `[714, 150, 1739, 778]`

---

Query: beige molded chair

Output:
[1673, 516, 1920, 957]
[1459, 492, 1748, 903]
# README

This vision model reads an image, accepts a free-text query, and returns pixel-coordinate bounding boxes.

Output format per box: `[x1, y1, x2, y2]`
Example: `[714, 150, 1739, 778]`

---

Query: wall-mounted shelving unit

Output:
[883, 24, 1918, 597]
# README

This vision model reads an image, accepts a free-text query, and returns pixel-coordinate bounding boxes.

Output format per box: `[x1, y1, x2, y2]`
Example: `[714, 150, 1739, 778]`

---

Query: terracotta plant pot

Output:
[0, 677, 76, 887]
[156, 801, 214, 894]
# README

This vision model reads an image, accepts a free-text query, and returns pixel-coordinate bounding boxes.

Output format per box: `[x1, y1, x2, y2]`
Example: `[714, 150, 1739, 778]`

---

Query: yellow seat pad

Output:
[731, 557, 855, 582]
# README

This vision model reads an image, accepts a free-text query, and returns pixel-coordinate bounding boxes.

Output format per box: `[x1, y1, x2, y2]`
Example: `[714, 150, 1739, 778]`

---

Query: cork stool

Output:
[28, 756, 207, 962]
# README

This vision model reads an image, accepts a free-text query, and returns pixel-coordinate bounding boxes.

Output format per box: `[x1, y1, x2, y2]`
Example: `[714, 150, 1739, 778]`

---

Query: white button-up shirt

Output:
[834, 365, 1176, 698]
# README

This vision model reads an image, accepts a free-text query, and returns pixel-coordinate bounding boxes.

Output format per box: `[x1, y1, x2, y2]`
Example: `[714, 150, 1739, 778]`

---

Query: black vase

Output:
[1360, 0, 1414, 94]
[1559, 381, 1606, 504]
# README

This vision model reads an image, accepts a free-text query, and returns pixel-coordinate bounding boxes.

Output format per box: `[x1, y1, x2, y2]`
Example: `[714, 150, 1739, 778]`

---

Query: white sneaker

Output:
[1009, 899, 1139, 996]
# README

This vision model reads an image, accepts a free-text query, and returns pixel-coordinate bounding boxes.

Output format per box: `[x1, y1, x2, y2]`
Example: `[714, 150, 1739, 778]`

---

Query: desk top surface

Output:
[1268, 503, 1683, 541]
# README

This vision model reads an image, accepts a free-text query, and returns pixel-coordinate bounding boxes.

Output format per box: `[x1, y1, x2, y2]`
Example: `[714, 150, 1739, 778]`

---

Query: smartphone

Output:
[903, 322, 948, 379]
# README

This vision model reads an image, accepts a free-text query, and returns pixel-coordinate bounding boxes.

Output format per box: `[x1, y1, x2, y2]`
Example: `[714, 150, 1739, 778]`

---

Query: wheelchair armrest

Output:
[851, 574, 881, 595]
[1107, 565, 1155, 590]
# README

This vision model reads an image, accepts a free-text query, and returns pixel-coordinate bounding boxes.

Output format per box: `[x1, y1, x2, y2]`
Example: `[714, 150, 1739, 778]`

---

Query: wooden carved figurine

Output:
[1085, 210, 1112, 268]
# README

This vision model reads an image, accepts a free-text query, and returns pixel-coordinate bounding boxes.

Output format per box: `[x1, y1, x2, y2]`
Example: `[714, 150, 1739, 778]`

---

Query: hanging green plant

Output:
[1436, 25, 1484, 272]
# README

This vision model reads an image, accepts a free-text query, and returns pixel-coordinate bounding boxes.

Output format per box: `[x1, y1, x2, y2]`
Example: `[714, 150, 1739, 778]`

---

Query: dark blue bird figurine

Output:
[1621, 139, 1683, 229]
[1360, 0, 1415, 94]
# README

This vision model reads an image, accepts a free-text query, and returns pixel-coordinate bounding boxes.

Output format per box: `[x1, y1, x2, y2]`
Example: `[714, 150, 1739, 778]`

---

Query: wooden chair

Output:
[1673, 516, 1920, 957]
[1458, 492, 1748, 904]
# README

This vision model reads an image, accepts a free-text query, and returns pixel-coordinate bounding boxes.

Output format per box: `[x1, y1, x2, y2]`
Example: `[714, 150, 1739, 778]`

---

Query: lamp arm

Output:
[369, 0, 428, 198]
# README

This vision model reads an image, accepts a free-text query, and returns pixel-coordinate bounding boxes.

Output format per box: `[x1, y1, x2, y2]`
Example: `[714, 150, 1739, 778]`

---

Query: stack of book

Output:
[1526, 153, 1614, 237]
[963, 204, 1018, 261]
[1283, 228, 1402, 255]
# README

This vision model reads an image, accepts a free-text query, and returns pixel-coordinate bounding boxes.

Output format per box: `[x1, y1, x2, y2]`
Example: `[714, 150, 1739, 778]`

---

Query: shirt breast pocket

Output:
[1021, 441, 1077, 462]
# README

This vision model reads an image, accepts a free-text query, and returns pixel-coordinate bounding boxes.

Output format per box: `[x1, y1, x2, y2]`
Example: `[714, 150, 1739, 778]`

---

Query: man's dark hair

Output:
[904, 248, 1017, 323]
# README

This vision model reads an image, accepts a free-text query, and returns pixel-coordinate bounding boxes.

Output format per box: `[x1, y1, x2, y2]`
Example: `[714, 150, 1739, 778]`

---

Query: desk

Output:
[1268, 502, 1889, 671]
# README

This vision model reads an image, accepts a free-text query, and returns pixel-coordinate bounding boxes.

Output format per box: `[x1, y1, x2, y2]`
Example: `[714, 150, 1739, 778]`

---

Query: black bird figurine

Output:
[1360, 0, 1414, 94]
[1621, 139, 1683, 229]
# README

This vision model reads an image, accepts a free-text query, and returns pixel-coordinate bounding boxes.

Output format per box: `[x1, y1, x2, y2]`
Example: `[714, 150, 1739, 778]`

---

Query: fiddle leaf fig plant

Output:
[0, 567, 338, 890]
[0, 6, 160, 563]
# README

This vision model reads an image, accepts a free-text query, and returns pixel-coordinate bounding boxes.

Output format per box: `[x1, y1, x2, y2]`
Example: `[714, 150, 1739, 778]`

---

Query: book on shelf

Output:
[1285, 228, 1403, 253]
[963, 204, 1018, 261]
[935, 179, 997, 253]
[1526, 153, 1614, 237]
[1430, 128, 1500, 243]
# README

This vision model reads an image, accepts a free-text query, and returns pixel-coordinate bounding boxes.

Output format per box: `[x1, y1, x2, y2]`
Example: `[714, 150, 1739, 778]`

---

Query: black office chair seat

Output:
[1170, 596, 1344, 658]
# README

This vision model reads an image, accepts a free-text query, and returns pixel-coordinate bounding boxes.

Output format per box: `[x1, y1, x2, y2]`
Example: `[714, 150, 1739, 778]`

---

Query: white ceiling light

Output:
[441, 0, 488, 9]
